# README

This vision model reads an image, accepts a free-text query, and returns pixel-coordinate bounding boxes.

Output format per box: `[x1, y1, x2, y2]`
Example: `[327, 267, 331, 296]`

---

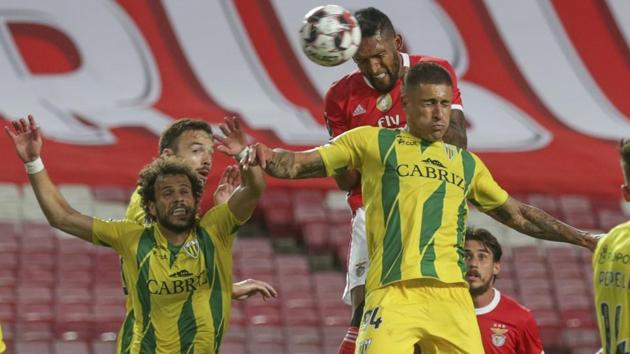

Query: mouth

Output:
[197, 168, 209, 180]
[465, 271, 480, 281]
[171, 206, 189, 217]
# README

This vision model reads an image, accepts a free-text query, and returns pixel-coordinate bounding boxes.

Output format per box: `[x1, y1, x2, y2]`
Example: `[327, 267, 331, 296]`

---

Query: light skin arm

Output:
[443, 109, 467, 149]
[4, 115, 93, 242]
[246, 143, 327, 179]
[231, 278, 278, 301]
[485, 197, 598, 251]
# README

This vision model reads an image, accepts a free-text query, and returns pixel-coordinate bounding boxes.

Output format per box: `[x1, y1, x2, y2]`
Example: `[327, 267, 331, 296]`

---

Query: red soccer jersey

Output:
[476, 289, 545, 354]
[323, 52, 463, 212]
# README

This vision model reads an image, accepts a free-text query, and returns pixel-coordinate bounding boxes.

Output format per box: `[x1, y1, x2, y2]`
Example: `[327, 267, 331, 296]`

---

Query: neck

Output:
[157, 223, 191, 246]
[473, 287, 495, 309]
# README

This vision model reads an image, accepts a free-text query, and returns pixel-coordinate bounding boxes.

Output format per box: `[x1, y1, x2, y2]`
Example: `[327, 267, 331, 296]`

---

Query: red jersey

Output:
[476, 289, 545, 354]
[323, 53, 463, 212]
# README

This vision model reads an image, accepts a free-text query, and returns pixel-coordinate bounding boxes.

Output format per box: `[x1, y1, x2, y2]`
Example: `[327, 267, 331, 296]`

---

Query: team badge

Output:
[490, 323, 508, 347]
[183, 239, 200, 259]
[376, 93, 392, 112]
[598, 245, 609, 264]
[355, 261, 367, 277]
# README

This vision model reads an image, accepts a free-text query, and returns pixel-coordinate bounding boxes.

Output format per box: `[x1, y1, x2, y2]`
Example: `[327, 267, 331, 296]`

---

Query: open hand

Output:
[213, 165, 241, 204]
[4, 114, 42, 163]
[232, 278, 278, 301]
[214, 116, 248, 157]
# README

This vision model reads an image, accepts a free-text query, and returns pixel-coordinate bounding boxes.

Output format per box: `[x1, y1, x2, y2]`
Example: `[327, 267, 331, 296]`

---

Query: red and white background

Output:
[1, 0, 629, 198]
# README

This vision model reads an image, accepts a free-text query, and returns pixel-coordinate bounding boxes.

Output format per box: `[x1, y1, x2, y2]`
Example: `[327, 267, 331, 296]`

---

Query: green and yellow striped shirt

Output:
[94, 203, 242, 354]
[318, 126, 508, 292]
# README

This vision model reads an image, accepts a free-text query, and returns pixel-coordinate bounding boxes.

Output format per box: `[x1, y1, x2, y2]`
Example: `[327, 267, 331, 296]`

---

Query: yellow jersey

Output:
[317, 126, 508, 292]
[593, 221, 630, 354]
[94, 203, 243, 354]
[0, 321, 6, 353]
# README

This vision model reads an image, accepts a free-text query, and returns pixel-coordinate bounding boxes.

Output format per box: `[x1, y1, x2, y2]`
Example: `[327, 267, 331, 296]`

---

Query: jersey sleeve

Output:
[324, 84, 350, 139]
[199, 203, 245, 249]
[467, 153, 509, 212]
[92, 218, 144, 254]
[125, 187, 146, 224]
[521, 313, 545, 354]
[316, 126, 372, 177]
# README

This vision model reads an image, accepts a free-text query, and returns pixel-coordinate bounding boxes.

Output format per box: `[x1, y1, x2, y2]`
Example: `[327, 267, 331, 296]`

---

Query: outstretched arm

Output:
[485, 197, 598, 251]
[4, 115, 93, 242]
[246, 143, 327, 179]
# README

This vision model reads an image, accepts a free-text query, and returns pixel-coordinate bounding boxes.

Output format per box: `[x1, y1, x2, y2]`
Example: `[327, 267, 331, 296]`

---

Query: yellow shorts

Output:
[355, 278, 484, 354]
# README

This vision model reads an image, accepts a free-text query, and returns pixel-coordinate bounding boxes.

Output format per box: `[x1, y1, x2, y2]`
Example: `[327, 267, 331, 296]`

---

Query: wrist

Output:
[24, 157, 44, 174]
[234, 146, 249, 161]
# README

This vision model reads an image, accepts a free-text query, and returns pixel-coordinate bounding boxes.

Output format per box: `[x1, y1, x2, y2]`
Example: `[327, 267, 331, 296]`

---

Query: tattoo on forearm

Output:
[265, 150, 326, 179]
[517, 204, 592, 249]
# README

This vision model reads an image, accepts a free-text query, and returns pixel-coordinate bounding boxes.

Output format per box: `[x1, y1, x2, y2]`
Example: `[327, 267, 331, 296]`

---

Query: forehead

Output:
[464, 240, 492, 254]
[155, 174, 192, 190]
[355, 33, 393, 58]
[176, 129, 212, 147]
[406, 83, 453, 100]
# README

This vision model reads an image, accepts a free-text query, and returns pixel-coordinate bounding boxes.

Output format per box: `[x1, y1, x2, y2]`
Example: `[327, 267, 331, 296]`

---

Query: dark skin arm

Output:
[486, 197, 598, 251]
[443, 109, 467, 149]
[332, 170, 360, 192]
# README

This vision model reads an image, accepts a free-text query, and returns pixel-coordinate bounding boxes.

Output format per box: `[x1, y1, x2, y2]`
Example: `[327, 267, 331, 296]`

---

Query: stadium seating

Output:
[2, 183, 625, 353]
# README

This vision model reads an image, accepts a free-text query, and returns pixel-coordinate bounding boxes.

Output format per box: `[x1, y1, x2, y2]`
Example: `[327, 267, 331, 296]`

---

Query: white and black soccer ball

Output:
[299, 4, 362, 67]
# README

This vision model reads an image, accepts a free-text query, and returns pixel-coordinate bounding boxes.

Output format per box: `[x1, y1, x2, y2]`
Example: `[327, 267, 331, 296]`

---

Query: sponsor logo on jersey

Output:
[352, 104, 366, 117]
[395, 164, 465, 189]
[397, 136, 419, 146]
[377, 114, 401, 128]
[184, 239, 200, 259]
[170, 269, 194, 278]
[490, 323, 508, 347]
[148, 270, 209, 295]
[421, 158, 446, 168]
[376, 94, 393, 112]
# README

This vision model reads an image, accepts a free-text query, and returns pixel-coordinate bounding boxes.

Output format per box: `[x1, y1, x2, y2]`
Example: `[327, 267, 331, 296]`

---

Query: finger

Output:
[19, 118, 28, 133]
[218, 167, 231, 184]
[12, 120, 21, 133]
[213, 135, 228, 145]
[27, 115, 41, 140]
[226, 116, 237, 132]
[215, 145, 229, 155]
[256, 145, 267, 169]
[233, 117, 241, 131]
[4, 126, 16, 141]
[219, 123, 232, 137]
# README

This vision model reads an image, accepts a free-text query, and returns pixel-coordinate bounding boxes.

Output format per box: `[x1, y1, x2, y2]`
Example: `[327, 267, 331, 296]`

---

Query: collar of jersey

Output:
[362, 52, 410, 89]
[154, 223, 196, 249]
[400, 128, 438, 148]
[475, 288, 501, 315]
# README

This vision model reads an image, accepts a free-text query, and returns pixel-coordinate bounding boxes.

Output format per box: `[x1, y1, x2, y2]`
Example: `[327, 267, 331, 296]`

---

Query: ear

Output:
[493, 261, 501, 277]
[622, 185, 630, 202]
[162, 148, 175, 157]
[395, 34, 403, 51]
[148, 200, 157, 219]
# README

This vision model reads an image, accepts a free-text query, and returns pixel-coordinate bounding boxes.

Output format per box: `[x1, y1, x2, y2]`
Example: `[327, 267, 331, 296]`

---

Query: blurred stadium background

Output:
[1, 1, 629, 353]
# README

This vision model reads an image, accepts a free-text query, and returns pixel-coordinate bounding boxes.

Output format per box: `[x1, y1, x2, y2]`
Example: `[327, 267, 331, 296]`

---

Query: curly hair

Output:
[137, 156, 203, 222]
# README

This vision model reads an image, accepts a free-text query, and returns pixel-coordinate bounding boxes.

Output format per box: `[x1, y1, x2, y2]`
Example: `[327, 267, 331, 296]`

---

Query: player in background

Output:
[323, 8, 468, 353]
[119, 117, 276, 353]
[0, 322, 5, 353]
[465, 228, 544, 354]
[5, 115, 266, 353]
[242, 62, 598, 353]
[592, 139, 630, 354]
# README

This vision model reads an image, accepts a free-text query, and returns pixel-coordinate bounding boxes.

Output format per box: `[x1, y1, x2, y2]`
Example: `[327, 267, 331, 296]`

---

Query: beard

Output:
[156, 206, 196, 233]
[468, 279, 493, 297]
[367, 67, 399, 93]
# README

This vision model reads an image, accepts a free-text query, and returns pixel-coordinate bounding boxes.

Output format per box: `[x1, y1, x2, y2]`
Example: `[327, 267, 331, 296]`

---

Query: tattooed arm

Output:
[485, 197, 598, 251]
[246, 143, 327, 179]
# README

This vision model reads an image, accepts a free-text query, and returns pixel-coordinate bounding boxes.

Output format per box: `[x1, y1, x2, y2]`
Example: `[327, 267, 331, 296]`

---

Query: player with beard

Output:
[323, 8, 468, 353]
[465, 228, 544, 354]
[242, 62, 598, 353]
[119, 117, 276, 353]
[5, 115, 266, 353]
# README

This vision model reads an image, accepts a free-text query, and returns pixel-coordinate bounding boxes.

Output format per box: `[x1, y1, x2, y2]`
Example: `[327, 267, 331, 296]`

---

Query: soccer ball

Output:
[299, 5, 362, 67]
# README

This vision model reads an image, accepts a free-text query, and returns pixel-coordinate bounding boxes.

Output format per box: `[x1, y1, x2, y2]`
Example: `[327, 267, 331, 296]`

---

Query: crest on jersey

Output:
[376, 94, 392, 112]
[490, 324, 508, 347]
[183, 239, 200, 259]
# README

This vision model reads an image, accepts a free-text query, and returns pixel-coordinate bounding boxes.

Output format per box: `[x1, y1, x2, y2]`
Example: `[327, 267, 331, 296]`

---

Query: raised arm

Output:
[485, 197, 598, 251]
[4, 115, 93, 242]
[247, 143, 327, 179]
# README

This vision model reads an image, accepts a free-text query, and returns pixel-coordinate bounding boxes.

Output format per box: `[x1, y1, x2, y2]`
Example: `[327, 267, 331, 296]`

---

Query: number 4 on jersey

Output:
[362, 307, 383, 329]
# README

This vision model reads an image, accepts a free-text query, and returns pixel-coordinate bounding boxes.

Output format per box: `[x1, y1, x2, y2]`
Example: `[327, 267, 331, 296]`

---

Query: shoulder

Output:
[500, 293, 538, 324]
[326, 70, 363, 97]
[410, 54, 453, 67]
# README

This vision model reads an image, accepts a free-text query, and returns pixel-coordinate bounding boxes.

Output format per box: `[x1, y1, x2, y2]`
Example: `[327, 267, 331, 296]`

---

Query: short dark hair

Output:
[137, 156, 203, 223]
[620, 138, 630, 184]
[405, 62, 453, 89]
[354, 7, 395, 38]
[158, 119, 213, 154]
[465, 228, 503, 262]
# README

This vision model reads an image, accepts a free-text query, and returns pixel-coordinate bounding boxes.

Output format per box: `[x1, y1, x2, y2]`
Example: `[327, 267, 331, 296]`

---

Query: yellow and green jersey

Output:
[0, 321, 6, 353]
[317, 126, 508, 292]
[593, 221, 630, 354]
[94, 203, 242, 354]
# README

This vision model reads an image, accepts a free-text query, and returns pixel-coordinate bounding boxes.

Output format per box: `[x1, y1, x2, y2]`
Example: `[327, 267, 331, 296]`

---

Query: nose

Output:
[368, 58, 382, 76]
